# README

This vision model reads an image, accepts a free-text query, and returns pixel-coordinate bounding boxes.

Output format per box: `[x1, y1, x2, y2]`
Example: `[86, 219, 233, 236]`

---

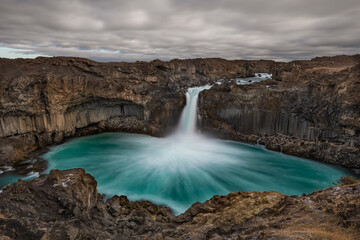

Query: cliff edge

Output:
[1, 169, 359, 239]
[0, 55, 359, 172]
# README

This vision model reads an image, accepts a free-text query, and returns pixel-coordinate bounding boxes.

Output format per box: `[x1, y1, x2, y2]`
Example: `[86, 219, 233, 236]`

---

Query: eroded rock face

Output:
[0, 57, 278, 169]
[199, 55, 360, 169]
[0, 55, 359, 170]
[0, 169, 359, 239]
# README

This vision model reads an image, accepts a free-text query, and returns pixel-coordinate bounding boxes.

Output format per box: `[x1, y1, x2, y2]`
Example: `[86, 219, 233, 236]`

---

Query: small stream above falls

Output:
[235, 73, 272, 85]
[0, 82, 355, 214]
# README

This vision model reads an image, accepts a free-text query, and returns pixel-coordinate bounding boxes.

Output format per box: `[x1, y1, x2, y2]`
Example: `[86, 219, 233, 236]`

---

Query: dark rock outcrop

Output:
[0, 169, 359, 239]
[199, 55, 360, 169]
[0, 57, 278, 171]
[0, 55, 359, 171]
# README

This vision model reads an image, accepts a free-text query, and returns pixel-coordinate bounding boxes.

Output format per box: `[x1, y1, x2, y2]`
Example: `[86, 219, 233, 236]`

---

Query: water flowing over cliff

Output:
[38, 86, 352, 215]
[177, 85, 212, 134]
[0, 55, 359, 173]
[198, 55, 360, 170]
[0, 55, 359, 239]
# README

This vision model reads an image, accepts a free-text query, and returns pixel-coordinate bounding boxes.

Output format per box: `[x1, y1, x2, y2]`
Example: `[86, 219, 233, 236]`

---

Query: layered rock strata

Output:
[0, 169, 359, 239]
[199, 55, 360, 169]
[0, 57, 277, 169]
[0, 55, 359, 171]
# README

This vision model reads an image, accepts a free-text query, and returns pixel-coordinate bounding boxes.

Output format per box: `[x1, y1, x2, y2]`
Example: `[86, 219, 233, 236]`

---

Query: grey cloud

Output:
[0, 0, 359, 62]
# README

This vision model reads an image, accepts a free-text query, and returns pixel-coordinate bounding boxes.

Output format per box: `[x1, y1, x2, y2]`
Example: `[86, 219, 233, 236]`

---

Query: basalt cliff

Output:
[0, 168, 359, 239]
[0, 56, 278, 172]
[0, 55, 359, 172]
[199, 55, 360, 170]
[0, 56, 360, 239]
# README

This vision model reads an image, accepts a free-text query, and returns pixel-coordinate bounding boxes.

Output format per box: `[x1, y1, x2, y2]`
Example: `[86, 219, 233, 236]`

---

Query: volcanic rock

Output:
[0, 55, 359, 171]
[199, 55, 360, 169]
[0, 169, 359, 239]
[0, 57, 278, 171]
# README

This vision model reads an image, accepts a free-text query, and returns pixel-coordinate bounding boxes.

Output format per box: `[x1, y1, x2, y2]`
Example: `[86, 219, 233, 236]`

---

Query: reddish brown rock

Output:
[0, 169, 359, 239]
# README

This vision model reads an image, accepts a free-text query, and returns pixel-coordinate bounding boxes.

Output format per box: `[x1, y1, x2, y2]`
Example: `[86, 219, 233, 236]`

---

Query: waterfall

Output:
[177, 85, 212, 134]
[38, 83, 352, 216]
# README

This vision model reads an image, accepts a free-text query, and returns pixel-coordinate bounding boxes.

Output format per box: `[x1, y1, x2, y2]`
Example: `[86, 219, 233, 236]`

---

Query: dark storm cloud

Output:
[0, 0, 359, 61]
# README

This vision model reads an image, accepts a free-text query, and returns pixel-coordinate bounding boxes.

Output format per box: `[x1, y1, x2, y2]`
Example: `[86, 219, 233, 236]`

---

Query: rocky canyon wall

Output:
[199, 55, 360, 169]
[0, 55, 359, 170]
[0, 57, 276, 166]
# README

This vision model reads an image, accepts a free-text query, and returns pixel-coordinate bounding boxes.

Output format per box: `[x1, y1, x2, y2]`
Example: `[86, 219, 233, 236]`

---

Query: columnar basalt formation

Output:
[0, 55, 359, 171]
[0, 57, 278, 169]
[199, 55, 360, 169]
[0, 169, 359, 239]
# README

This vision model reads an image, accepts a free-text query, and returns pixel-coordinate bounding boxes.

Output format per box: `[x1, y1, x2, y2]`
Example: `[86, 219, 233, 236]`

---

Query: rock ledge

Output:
[0, 169, 359, 239]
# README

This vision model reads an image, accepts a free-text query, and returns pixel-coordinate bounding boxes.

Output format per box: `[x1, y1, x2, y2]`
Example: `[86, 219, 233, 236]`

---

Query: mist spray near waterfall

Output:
[42, 85, 352, 215]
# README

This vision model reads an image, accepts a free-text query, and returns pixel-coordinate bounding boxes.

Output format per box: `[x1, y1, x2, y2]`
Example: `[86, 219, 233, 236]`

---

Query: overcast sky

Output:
[0, 0, 359, 62]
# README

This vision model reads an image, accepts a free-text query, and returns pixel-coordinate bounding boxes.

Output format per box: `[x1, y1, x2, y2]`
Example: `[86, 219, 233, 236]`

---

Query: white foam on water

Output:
[3, 166, 14, 172]
[38, 84, 354, 215]
[24, 171, 40, 179]
[235, 72, 272, 85]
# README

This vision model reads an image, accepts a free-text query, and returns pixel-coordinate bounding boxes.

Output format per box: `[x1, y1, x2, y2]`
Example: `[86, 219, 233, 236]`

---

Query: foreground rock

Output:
[0, 169, 359, 239]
